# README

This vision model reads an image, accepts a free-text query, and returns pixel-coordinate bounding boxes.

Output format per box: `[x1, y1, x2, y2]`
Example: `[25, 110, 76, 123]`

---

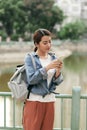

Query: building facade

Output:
[55, 0, 87, 24]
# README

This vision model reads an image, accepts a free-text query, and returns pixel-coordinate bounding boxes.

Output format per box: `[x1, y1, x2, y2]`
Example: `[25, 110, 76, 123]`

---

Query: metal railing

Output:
[0, 86, 87, 130]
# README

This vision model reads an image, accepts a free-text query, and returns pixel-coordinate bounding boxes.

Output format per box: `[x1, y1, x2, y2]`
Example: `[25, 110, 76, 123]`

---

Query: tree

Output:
[24, 0, 64, 33]
[0, 0, 27, 37]
[57, 21, 86, 40]
[0, 0, 64, 40]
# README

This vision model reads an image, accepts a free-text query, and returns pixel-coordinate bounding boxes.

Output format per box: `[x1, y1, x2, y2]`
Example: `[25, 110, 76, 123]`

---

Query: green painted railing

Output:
[0, 86, 87, 130]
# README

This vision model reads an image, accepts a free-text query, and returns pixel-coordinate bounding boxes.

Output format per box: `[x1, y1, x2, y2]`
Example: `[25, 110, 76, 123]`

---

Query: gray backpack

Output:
[8, 53, 36, 101]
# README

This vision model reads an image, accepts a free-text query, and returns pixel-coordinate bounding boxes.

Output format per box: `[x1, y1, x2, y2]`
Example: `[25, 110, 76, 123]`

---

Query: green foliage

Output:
[0, 29, 7, 40]
[26, 0, 64, 32]
[58, 21, 86, 40]
[0, 0, 26, 36]
[0, 0, 64, 40]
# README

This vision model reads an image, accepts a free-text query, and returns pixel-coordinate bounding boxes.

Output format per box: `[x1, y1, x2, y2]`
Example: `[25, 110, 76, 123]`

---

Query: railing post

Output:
[71, 86, 81, 130]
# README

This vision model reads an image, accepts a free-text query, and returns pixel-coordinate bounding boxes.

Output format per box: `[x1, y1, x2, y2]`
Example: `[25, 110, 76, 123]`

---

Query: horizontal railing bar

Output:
[56, 94, 87, 99]
[53, 128, 71, 130]
[0, 127, 71, 130]
[0, 92, 72, 98]
[0, 128, 71, 130]
[0, 127, 23, 130]
[1, 92, 87, 99]
[80, 95, 87, 99]
[56, 94, 72, 98]
[0, 92, 11, 96]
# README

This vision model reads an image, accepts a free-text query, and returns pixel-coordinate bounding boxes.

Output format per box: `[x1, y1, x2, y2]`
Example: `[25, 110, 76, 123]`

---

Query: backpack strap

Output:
[26, 53, 36, 99]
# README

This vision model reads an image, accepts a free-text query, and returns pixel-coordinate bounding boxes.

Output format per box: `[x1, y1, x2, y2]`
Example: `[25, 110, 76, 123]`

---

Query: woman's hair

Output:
[33, 28, 51, 52]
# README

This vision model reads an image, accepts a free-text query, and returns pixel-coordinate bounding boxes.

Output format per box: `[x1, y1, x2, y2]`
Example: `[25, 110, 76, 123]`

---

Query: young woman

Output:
[23, 28, 63, 130]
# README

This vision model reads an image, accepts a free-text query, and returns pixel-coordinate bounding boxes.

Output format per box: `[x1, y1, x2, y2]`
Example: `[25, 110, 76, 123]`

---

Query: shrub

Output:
[57, 21, 86, 40]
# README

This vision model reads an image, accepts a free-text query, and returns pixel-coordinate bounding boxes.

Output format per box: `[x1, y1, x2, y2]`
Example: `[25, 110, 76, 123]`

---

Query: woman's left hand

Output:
[55, 61, 63, 78]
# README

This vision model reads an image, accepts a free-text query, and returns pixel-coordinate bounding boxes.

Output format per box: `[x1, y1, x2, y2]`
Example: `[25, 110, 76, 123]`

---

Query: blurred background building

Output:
[55, 0, 87, 24]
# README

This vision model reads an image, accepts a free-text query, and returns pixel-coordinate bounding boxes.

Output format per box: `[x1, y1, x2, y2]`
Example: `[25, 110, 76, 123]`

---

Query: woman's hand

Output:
[45, 59, 63, 72]
[55, 61, 63, 78]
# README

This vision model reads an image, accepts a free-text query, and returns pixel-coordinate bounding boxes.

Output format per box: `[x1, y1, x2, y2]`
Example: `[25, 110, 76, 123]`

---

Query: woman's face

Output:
[36, 36, 52, 54]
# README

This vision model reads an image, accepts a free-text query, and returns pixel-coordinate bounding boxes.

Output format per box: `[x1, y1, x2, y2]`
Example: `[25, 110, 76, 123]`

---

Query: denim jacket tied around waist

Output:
[24, 52, 63, 97]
